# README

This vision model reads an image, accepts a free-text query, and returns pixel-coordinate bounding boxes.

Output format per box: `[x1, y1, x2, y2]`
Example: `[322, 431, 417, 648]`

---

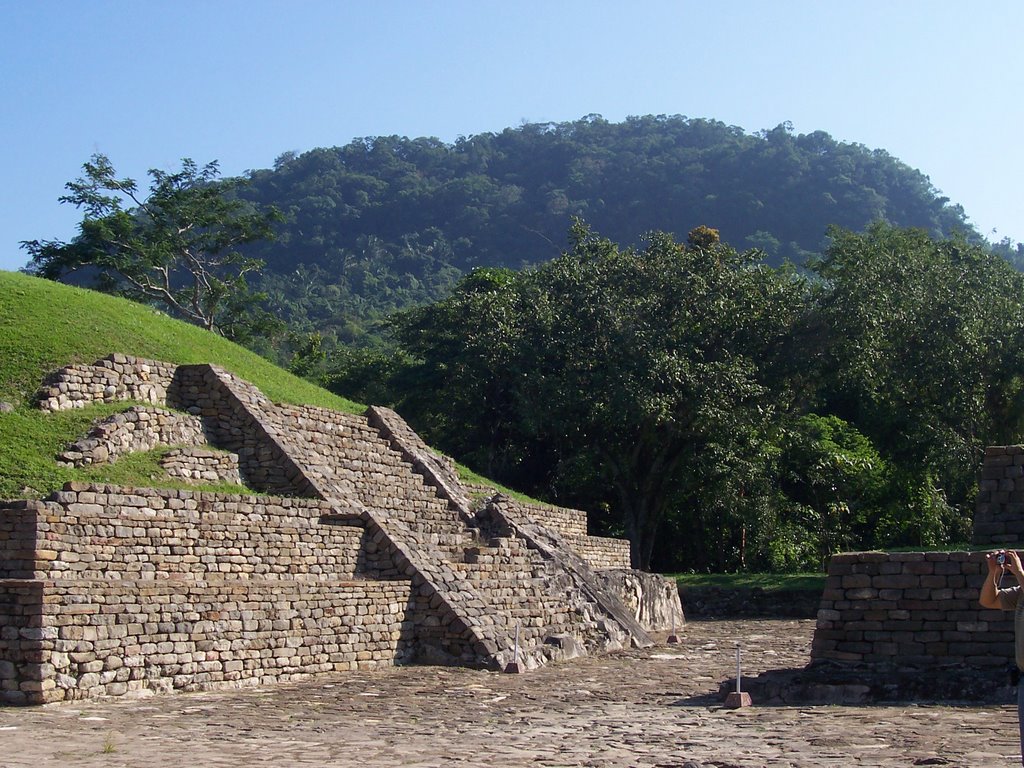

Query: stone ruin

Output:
[0, 355, 683, 705]
[735, 445, 1024, 704]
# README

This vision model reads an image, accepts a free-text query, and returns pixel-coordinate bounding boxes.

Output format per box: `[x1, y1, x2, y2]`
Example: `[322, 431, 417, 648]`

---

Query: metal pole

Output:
[735, 643, 742, 694]
[514, 623, 520, 666]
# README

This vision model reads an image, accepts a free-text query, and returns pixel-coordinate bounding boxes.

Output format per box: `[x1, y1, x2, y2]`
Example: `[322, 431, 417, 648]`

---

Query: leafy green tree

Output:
[776, 414, 890, 566]
[809, 223, 1024, 534]
[391, 223, 808, 570]
[389, 266, 543, 484]
[22, 154, 282, 340]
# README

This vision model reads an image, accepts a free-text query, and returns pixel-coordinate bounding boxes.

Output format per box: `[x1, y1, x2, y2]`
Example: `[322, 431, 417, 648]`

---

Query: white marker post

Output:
[724, 642, 752, 708]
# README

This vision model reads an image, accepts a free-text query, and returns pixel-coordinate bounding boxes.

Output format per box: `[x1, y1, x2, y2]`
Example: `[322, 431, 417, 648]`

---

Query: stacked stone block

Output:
[973, 445, 1024, 545]
[516, 499, 588, 537]
[0, 487, 414, 704]
[160, 447, 242, 485]
[36, 354, 177, 411]
[0, 488, 363, 581]
[58, 406, 206, 467]
[1, 354, 683, 703]
[1, 579, 414, 705]
[566, 536, 631, 570]
[812, 551, 1009, 669]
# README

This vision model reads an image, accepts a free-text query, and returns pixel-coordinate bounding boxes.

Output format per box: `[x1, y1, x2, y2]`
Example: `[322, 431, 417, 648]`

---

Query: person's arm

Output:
[980, 550, 1022, 608]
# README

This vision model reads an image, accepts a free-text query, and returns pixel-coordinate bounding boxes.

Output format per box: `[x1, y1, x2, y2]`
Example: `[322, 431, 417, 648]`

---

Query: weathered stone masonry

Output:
[1, 354, 683, 704]
[788, 445, 1024, 702]
[0, 490, 412, 703]
[812, 551, 1005, 669]
[972, 444, 1024, 546]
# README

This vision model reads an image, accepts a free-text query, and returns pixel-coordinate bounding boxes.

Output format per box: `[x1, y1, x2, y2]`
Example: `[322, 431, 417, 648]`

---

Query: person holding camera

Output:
[979, 548, 1024, 766]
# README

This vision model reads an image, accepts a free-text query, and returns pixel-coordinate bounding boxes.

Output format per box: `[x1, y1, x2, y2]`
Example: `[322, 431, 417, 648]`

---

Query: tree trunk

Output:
[621, 495, 661, 571]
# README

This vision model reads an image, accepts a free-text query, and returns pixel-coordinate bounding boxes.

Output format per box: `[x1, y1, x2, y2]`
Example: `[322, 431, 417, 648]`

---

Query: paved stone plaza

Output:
[1, 618, 1018, 767]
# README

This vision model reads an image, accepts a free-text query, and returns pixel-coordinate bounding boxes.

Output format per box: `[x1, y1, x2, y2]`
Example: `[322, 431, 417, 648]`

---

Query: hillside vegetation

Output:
[236, 115, 980, 349]
[0, 270, 362, 498]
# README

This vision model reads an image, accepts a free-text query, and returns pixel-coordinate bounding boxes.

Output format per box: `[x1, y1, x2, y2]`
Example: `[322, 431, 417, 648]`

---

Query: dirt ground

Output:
[1, 618, 1019, 767]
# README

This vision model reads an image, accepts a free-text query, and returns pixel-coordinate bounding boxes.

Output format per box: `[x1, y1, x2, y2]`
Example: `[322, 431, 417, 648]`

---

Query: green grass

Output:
[455, 464, 547, 505]
[672, 572, 827, 591]
[0, 270, 367, 498]
[0, 270, 362, 411]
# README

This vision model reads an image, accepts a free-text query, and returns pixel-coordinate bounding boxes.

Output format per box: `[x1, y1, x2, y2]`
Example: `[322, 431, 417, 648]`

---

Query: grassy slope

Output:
[0, 270, 539, 504]
[0, 270, 362, 410]
[0, 270, 364, 498]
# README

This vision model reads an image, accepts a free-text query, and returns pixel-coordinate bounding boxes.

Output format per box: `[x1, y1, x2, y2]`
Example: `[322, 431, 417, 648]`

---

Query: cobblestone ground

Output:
[1, 618, 1019, 767]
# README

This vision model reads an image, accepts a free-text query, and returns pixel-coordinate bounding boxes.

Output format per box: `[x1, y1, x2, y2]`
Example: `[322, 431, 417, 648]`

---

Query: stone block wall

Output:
[0, 487, 365, 582]
[514, 499, 588, 537]
[0, 579, 414, 705]
[2, 354, 683, 703]
[973, 445, 1024, 546]
[0, 485, 414, 704]
[565, 534, 632, 570]
[680, 586, 822, 618]
[36, 354, 177, 411]
[160, 447, 242, 485]
[58, 406, 206, 467]
[811, 551, 1008, 669]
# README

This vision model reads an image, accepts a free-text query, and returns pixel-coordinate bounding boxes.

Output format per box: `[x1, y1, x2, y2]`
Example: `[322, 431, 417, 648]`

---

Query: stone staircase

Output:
[171, 362, 655, 669]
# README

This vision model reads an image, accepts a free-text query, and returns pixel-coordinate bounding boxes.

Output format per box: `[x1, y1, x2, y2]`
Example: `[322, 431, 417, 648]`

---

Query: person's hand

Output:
[988, 550, 1008, 575]
[1006, 550, 1024, 580]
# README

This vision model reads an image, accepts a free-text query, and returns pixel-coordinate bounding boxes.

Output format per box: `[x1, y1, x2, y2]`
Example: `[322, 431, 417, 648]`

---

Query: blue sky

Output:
[2, 0, 1021, 272]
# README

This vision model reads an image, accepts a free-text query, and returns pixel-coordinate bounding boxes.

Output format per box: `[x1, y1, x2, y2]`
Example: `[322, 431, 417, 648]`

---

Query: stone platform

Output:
[1, 355, 683, 704]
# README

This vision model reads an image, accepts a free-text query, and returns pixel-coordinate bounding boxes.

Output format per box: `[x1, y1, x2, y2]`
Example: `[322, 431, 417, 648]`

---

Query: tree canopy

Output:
[386, 223, 807, 570]
[22, 154, 282, 342]
[333, 223, 1024, 573]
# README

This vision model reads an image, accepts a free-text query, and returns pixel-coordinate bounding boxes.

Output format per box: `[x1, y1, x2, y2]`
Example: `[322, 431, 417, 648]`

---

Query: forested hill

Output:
[238, 114, 979, 347]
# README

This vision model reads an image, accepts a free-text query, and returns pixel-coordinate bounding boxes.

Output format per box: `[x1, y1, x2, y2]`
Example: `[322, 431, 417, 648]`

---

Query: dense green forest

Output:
[236, 115, 982, 352]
